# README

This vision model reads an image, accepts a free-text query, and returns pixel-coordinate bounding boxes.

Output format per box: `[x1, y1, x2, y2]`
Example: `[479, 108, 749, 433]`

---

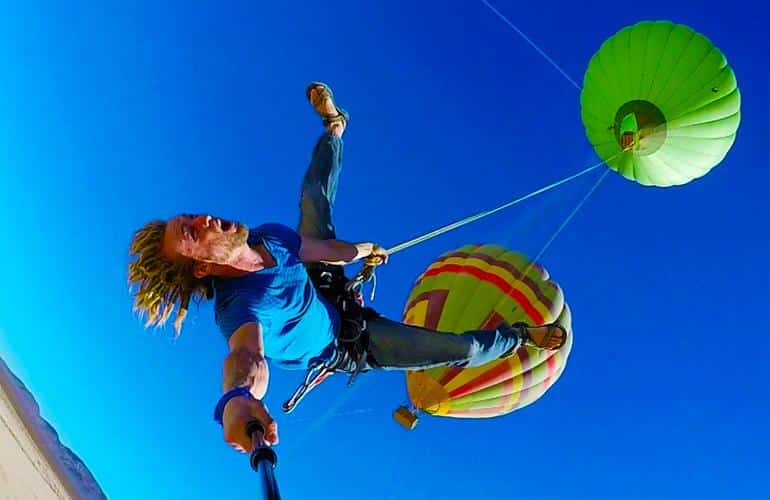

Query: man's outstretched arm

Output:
[298, 235, 388, 265]
[220, 322, 279, 450]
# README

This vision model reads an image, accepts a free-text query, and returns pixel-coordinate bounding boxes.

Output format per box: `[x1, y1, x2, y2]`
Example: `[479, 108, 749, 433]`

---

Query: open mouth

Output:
[220, 220, 234, 232]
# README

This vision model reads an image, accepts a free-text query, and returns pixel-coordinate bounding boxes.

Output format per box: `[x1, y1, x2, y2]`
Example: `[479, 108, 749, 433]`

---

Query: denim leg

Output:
[365, 316, 521, 371]
[297, 132, 343, 240]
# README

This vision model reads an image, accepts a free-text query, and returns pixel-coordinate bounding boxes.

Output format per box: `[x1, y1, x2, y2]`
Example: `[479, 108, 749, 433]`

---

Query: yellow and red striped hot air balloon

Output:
[393, 244, 573, 430]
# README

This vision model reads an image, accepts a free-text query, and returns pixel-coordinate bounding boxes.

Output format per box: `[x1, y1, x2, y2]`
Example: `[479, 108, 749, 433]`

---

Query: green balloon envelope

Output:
[581, 20, 741, 187]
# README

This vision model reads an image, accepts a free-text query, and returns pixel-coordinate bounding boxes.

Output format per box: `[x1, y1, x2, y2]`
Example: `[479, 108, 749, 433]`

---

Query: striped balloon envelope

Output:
[393, 244, 573, 429]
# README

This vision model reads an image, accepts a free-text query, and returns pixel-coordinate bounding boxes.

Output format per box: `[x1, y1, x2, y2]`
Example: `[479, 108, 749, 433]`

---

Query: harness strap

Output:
[282, 361, 336, 413]
[338, 314, 369, 387]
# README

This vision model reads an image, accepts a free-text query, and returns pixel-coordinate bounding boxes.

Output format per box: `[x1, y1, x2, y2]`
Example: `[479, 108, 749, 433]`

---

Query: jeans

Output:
[296, 132, 520, 371]
[297, 132, 343, 240]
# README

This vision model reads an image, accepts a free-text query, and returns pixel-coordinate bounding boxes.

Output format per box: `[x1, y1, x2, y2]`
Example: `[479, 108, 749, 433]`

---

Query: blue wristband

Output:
[213, 387, 253, 426]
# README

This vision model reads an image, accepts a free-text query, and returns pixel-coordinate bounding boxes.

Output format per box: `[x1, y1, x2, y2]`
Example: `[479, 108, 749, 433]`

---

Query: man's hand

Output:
[367, 243, 389, 265]
[357, 242, 389, 265]
[222, 395, 279, 452]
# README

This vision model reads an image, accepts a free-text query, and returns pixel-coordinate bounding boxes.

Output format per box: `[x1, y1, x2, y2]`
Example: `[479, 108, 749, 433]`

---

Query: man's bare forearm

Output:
[222, 347, 270, 399]
[317, 239, 373, 265]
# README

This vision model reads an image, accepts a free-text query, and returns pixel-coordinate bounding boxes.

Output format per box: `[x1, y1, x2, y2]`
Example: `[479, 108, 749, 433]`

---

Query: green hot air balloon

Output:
[581, 20, 741, 187]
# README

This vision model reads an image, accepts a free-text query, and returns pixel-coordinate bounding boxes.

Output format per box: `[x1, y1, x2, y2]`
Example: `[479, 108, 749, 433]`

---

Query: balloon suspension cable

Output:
[480, 0, 582, 91]
[495, 163, 614, 322]
[528, 166, 612, 267]
[385, 160, 606, 257]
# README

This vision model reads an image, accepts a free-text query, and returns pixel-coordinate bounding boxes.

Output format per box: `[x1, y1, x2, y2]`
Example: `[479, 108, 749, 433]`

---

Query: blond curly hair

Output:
[127, 220, 213, 336]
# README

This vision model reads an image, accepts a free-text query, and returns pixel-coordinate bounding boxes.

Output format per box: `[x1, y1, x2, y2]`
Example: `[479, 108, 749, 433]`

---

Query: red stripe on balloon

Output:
[435, 250, 555, 309]
[511, 347, 533, 410]
[439, 366, 464, 386]
[481, 310, 506, 330]
[448, 361, 511, 399]
[424, 264, 545, 324]
[404, 290, 449, 330]
[541, 353, 558, 388]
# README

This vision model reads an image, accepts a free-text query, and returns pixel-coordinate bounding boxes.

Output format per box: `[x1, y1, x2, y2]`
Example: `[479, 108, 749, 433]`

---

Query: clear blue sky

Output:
[1, 1, 768, 499]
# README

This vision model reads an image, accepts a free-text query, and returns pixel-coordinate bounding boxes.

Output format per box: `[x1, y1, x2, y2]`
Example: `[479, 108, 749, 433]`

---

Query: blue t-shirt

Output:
[213, 223, 339, 370]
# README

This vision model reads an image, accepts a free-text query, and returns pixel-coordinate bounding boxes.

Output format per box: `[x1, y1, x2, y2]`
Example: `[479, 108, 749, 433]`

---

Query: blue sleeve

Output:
[254, 223, 301, 259]
[215, 295, 258, 340]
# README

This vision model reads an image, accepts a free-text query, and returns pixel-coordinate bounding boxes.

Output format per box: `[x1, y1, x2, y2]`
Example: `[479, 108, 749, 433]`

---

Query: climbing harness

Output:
[282, 260, 381, 413]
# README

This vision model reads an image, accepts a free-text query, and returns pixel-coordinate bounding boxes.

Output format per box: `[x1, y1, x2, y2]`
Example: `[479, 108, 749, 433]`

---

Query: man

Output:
[128, 82, 566, 453]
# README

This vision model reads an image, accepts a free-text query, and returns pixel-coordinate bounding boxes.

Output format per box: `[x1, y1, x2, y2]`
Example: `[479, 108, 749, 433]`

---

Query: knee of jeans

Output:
[496, 325, 522, 350]
[466, 341, 492, 367]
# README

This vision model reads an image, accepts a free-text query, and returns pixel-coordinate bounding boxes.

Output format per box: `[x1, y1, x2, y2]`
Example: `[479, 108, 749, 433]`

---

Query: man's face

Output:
[162, 214, 249, 264]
